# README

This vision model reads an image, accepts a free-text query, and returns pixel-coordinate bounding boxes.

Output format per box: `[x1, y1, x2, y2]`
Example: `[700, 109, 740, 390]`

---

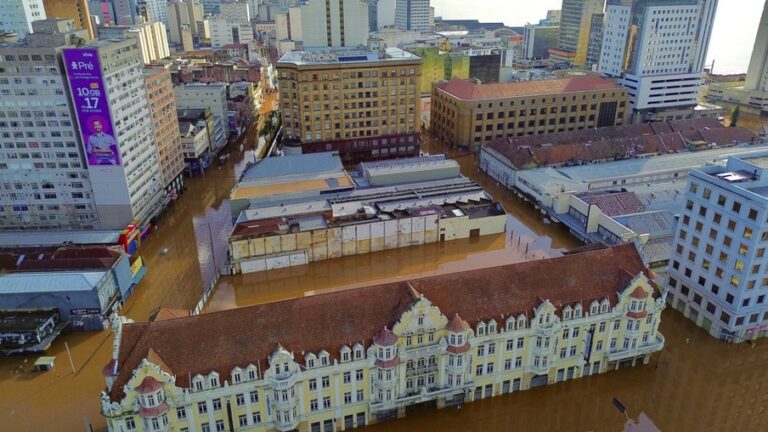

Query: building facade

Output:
[166, 0, 201, 52]
[0, 20, 99, 229]
[395, 0, 431, 32]
[174, 82, 230, 150]
[210, 19, 254, 49]
[62, 38, 166, 229]
[667, 152, 768, 341]
[275, 0, 370, 55]
[0, 0, 46, 37]
[97, 22, 170, 65]
[522, 20, 560, 60]
[143, 67, 185, 200]
[278, 48, 422, 163]
[42, 0, 95, 38]
[430, 76, 629, 150]
[555, 0, 603, 67]
[101, 244, 665, 432]
[599, 0, 718, 122]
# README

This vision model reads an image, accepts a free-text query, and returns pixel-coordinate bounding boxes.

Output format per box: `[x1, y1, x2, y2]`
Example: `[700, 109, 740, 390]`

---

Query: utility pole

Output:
[65, 342, 76, 374]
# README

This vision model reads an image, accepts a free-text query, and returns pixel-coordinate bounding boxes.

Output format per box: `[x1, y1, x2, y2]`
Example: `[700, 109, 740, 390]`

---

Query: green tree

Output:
[730, 105, 740, 128]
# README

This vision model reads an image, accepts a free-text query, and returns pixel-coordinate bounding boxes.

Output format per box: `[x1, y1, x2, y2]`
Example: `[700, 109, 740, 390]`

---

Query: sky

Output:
[431, 0, 765, 75]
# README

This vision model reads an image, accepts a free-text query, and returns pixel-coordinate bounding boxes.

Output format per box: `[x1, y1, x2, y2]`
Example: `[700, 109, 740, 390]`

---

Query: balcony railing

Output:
[606, 333, 665, 362]
[405, 364, 437, 377]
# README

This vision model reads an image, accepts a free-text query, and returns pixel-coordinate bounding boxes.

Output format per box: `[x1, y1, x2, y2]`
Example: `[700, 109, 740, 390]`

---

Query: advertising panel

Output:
[62, 48, 121, 166]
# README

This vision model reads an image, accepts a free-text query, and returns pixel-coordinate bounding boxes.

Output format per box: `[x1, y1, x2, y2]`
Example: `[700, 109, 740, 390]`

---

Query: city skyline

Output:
[433, 0, 764, 75]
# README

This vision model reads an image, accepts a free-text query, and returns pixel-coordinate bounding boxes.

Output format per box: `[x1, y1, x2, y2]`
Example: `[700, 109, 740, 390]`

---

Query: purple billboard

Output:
[62, 48, 121, 166]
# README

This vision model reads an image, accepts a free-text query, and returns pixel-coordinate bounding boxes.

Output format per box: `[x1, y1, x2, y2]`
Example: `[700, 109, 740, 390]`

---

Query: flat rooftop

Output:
[435, 75, 623, 101]
[0, 230, 121, 247]
[277, 47, 420, 66]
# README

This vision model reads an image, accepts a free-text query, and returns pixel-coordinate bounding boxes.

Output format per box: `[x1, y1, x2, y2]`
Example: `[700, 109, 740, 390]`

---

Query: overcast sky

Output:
[432, 0, 765, 74]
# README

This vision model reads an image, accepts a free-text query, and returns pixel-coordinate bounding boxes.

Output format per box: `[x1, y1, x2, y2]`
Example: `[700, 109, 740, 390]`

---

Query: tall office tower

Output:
[278, 48, 422, 163]
[96, 21, 170, 64]
[142, 0, 169, 26]
[42, 0, 95, 38]
[0, 19, 99, 229]
[143, 67, 185, 200]
[89, 1, 117, 26]
[275, 0, 369, 53]
[0, 0, 46, 37]
[209, 1, 254, 48]
[667, 152, 768, 342]
[368, 0, 378, 32]
[599, 0, 717, 122]
[395, 0, 430, 31]
[110, 0, 139, 25]
[745, 0, 768, 93]
[553, 0, 603, 67]
[62, 38, 166, 228]
[584, 12, 603, 70]
[377, 0, 396, 29]
[167, 0, 200, 52]
[523, 15, 560, 59]
[201, 0, 221, 15]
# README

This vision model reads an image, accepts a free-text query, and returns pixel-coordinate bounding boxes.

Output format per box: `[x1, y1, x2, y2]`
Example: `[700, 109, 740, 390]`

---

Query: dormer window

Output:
[506, 317, 515, 331]
[517, 316, 526, 329]
[563, 307, 572, 320]
[193, 376, 204, 391]
[418, 314, 424, 326]
[319, 352, 329, 366]
[342, 351, 350, 362]
[574, 305, 582, 318]
[209, 376, 219, 388]
[600, 301, 609, 313]
[477, 322, 486, 336]
[354, 344, 364, 360]
[488, 321, 496, 333]
[232, 370, 241, 384]
[247, 367, 256, 380]
[590, 303, 598, 315]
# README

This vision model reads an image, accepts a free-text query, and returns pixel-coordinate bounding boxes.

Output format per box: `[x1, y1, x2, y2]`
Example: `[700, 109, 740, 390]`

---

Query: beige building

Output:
[278, 48, 422, 163]
[430, 76, 629, 151]
[144, 66, 184, 200]
[97, 22, 170, 65]
[101, 244, 665, 432]
[42, 0, 94, 38]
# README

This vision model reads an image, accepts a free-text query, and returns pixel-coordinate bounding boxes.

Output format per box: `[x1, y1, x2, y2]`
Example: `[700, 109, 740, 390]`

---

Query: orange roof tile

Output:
[629, 285, 648, 299]
[436, 76, 623, 101]
[108, 244, 651, 401]
[135, 376, 162, 394]
[373, 327, 398, 346]
[446, 313, 470, 333]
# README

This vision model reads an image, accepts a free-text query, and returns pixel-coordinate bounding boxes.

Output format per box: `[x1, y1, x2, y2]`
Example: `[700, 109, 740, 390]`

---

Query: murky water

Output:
[2, 109, 766, 431]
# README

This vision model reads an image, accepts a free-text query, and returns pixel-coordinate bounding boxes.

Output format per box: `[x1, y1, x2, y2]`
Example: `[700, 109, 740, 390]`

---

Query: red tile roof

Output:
[108, 244, 651, 401]
[446, 313, 470, 333]
[578, 192, 645, 217]
[446, 343, 471, 354]
[629, 285, 648, 299]
[0, 245, 124, 272]
[436, 76, 623, 100]
[485, 119, 757, 170]
[136, 376, 163, 394]
[372, 327, 398, 346]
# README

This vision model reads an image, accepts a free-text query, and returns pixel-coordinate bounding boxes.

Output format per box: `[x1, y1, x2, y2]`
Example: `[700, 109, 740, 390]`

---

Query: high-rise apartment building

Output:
[0, 0, 46, 37]
[667, 152, 768, 342]
[143, 67, 185, 200]
[201, 0, 221, 15]
[167, 0, 202, 52]
[142, 0, 169, 26]
[275, 0, 370, 54]
[62, 38, 166, 228]
[278, 48, 422, 163]
[0, 19, 98, 229]
[210, 1, 254, 48]
[552, 0, 603, 67]
[42, 0, 94, 38]
[110, 0, 139, 25]
[599, 0, 718, 122]
[376, 0, 396, 29]
[97, 21, 170, 64]
[395, 0, 431, 31]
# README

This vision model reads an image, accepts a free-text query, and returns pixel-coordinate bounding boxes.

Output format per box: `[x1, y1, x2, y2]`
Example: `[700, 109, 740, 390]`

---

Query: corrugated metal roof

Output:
[0, 271, 107, 294]
[240, 153, 344, 182]
[0, 230, 122, 247]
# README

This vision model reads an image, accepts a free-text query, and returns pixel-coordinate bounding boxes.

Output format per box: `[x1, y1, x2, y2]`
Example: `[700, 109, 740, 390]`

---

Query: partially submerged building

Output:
[229, 153, 506, 273]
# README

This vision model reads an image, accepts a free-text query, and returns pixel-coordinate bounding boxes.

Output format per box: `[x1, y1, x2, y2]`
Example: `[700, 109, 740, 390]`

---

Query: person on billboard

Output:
[86, 119, 118, 165]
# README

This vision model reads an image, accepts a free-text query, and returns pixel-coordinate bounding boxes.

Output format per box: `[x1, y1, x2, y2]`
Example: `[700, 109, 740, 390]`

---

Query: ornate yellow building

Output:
[101, 244, 664, 432]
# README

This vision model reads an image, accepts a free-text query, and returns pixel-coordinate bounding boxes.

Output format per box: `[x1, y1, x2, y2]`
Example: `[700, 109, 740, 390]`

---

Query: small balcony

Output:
[606, 333, 665, 362]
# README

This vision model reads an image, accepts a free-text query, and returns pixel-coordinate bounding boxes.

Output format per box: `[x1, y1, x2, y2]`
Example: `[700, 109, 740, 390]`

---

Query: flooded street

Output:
[2, 119, 768, 432]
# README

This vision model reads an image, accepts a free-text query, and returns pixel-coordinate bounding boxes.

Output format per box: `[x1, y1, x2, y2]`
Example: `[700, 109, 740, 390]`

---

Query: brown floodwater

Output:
[2, 115, 768, 431]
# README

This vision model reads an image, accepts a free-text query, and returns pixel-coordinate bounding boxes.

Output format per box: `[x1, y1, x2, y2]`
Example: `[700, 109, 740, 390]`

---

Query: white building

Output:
[0, 20, 99, 229]
[64, 38, 166, 228]
[275, 0, 369, 54]
[667, 151, 768, 342]
[0, 0, 46, 37]
[376, 0, 396, 29]
[209, 2, 254, 49]
[395, 0, 430, 32]
[599, 0, 718, 122]
[174, 83, 229, 150]
[218, 0, 251, 21]
[96, 21, 170, 64]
